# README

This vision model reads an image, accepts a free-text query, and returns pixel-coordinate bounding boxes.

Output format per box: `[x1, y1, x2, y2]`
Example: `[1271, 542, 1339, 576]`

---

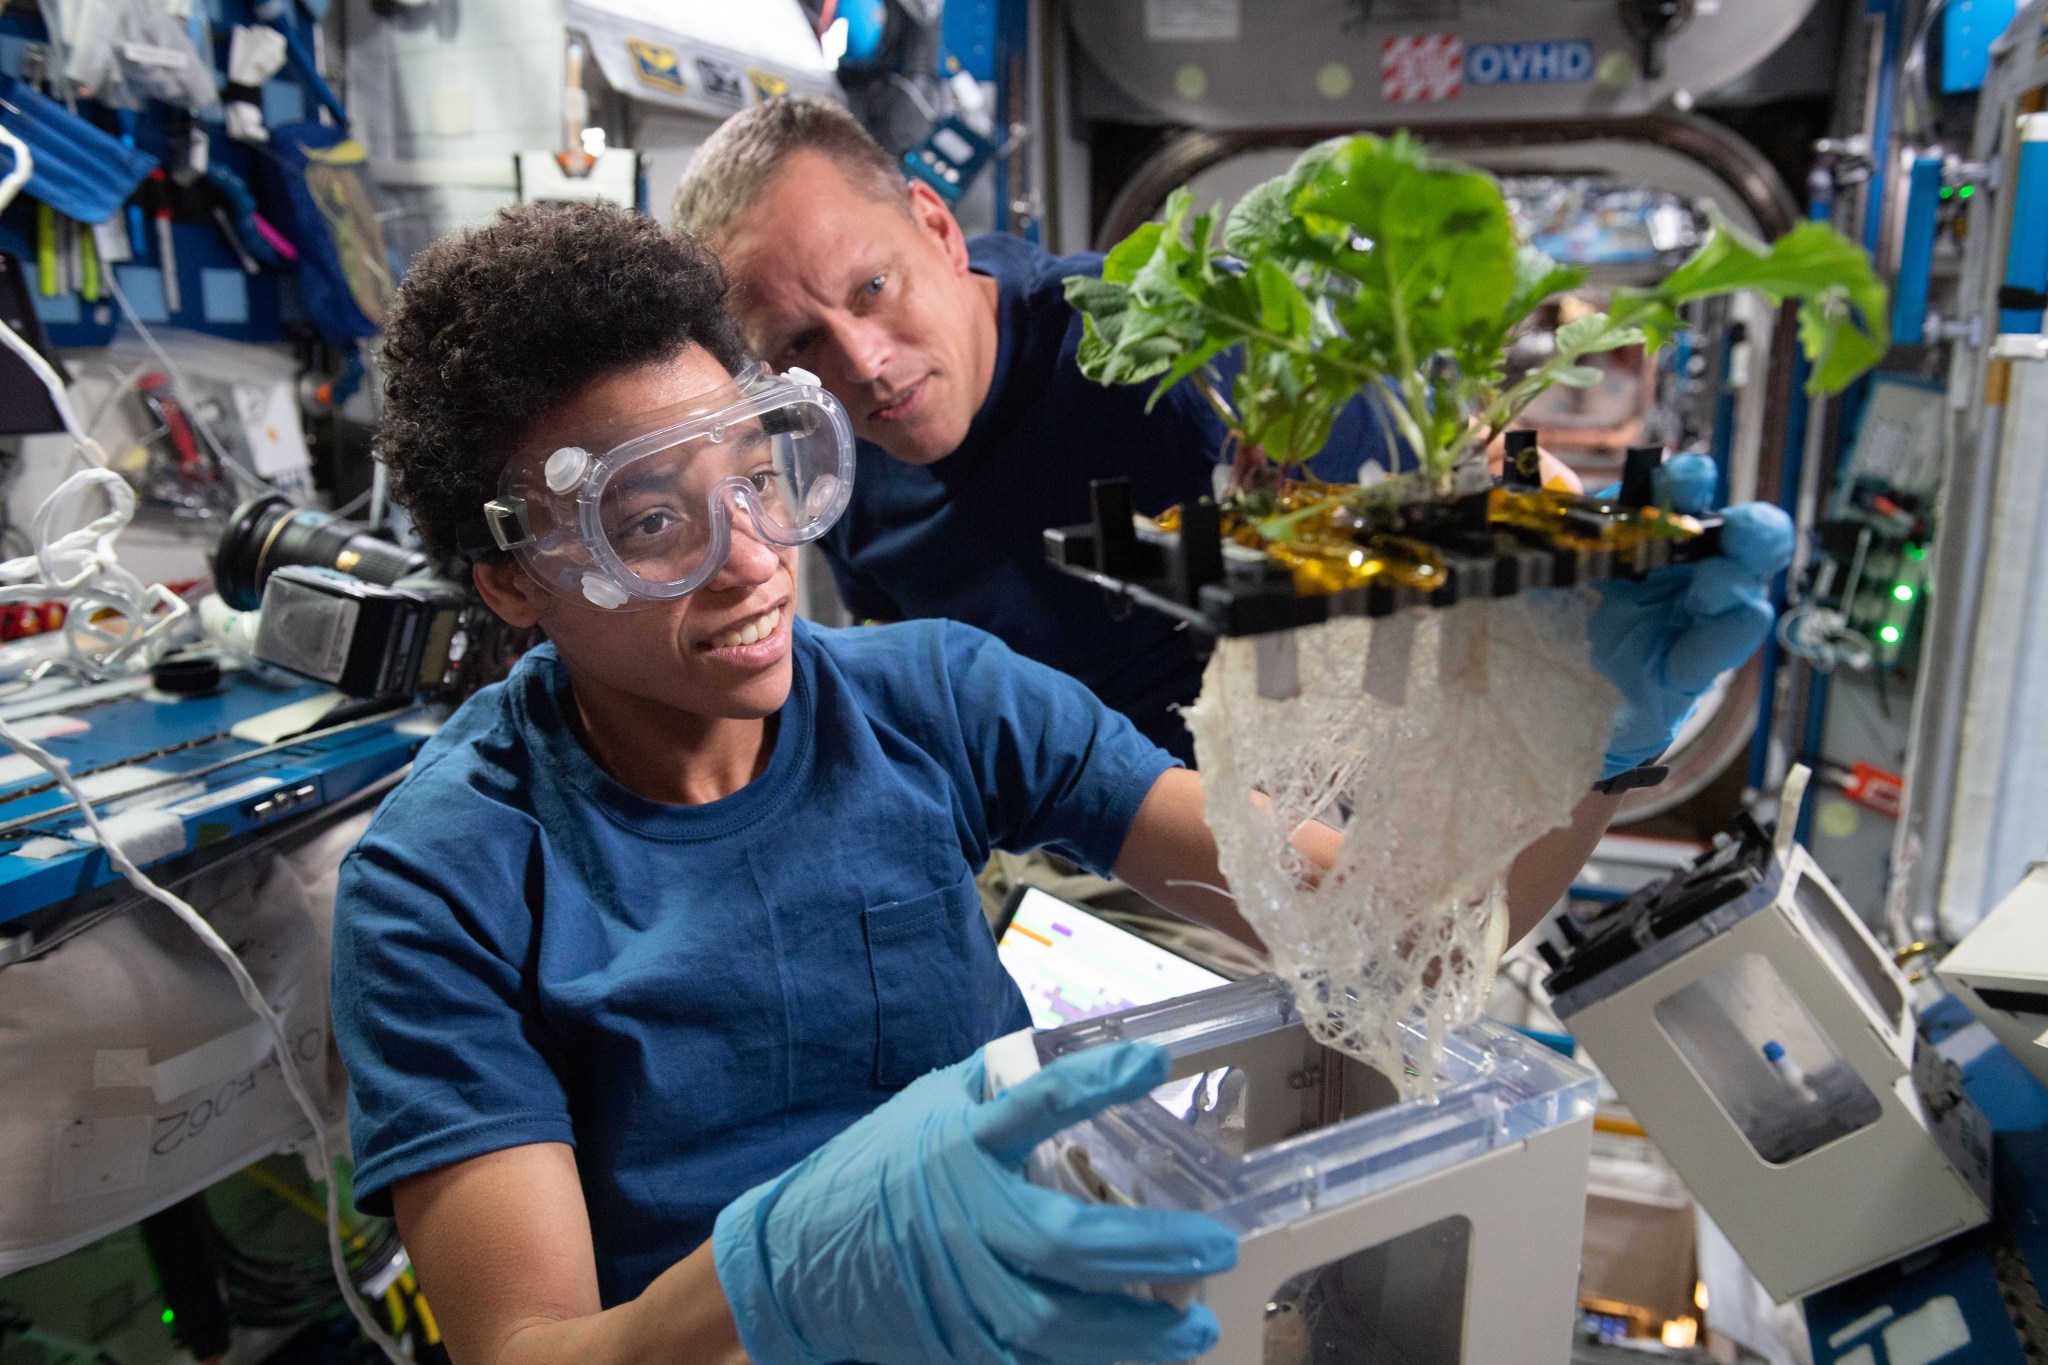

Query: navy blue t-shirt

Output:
[330, 619, 1175, 1305]
[818, 233, 1398, 764]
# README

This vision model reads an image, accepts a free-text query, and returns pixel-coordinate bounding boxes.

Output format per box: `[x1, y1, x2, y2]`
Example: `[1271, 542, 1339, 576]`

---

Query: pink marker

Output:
[251, 212, 298, 262]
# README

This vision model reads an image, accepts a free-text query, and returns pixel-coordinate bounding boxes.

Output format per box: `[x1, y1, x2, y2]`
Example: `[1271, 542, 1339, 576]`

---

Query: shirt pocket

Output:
[863, 874, 1008, 1089]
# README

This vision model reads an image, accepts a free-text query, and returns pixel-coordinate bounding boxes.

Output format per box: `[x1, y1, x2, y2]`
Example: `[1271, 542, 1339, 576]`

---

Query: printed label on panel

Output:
[1466, 40, 1595, 85]
[1381, 35, 1463, 102]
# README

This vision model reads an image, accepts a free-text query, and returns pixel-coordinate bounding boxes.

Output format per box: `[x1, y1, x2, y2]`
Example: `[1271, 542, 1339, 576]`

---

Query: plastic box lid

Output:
[1032, 976, 1598, 1237]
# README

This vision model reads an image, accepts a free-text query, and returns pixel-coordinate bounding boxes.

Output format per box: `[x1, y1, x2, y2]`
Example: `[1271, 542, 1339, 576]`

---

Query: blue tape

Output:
[113, 265, 169, 323]
[2000, 136, 2048, 335]
[1892, 156, 1943, 344]
[200, 268, 249, 324]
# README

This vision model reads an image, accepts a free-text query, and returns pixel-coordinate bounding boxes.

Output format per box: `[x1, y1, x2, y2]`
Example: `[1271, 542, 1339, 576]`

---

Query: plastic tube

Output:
[1761, 1040, 1818, 1103]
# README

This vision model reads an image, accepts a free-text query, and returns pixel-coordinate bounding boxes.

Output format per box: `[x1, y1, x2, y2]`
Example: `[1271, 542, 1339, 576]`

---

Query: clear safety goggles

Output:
[476, 364, 853, 610]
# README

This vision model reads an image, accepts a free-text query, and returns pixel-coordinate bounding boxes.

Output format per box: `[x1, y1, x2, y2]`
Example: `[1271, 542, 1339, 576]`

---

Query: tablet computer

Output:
[994, 884, 1230, 1030]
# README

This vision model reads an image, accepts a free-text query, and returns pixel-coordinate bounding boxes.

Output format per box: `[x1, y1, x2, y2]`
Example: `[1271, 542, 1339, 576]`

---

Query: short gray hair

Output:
[672, 96, 909, 242]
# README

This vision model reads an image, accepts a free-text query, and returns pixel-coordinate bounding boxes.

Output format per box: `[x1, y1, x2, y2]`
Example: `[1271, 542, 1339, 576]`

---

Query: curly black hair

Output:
[375, 200, 748, 560]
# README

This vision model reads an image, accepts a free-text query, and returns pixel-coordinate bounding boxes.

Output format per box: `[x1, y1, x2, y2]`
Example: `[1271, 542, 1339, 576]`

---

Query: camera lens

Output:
[213, 494, 431, 611]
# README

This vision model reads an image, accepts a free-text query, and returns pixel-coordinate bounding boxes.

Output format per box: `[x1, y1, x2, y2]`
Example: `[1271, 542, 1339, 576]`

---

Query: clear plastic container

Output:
[1026, 975, 1598, 1239]
[1652, 952, 1883, 1165]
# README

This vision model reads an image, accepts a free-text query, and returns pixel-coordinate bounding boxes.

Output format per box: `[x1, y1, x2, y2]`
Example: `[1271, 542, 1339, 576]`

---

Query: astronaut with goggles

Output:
[469, 360, 853, 612]
[330, 203, 1683, 1365]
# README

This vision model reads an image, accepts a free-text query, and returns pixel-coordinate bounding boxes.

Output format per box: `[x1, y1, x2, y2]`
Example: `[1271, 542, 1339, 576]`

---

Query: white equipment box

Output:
[986, 975, 1598, 1365]
[1939, 861, 2048, 1094]
[1543, 816, 1991, 1302]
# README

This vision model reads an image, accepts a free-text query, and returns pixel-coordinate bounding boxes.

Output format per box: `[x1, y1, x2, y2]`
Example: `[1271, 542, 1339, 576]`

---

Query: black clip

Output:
[1620, 445, 1664, 509]
[1591, 763, 1669, 796]
[1502, 430, 1542, 490]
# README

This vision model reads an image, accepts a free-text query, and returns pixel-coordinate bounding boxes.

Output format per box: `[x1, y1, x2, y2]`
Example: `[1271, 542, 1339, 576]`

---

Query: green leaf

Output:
[1065, 133, 1889, 484]
[1255, 494, 1344, 543]
[1800, 287, 1889, 394]
[1501, 247, 1591, 332]
[1251, 258, 1314, 336]
[1223, 178, 1292, 261]
[1075, 314, 1115, 374]
[1221, 139, 1347, 269]
[1607, 295, 1685, 354]
[1101, 222, 1165, 285]
[1062, 276, 1129, 324]
[1300, 135, 1519, 364]
[1145, 335, 1233, 413]
[1619, 213, 1889, 395]
[1554, 312, 1646, 361]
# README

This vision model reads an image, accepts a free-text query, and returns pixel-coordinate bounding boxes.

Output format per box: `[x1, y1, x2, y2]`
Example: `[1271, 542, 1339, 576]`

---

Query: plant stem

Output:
[1366, 385, 1428, 469]
[1378, 257, 1448, 482]
[1474, 353, 1584, 450]
[1195, 373, 1239, 430]
[1183, 298, 1383, 386]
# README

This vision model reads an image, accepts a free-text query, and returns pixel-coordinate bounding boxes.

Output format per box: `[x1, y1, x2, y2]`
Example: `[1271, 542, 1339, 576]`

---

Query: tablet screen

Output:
[996, 885, 1230, 1030]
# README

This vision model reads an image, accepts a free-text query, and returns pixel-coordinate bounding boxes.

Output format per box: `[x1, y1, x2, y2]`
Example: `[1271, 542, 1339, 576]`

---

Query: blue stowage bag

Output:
[0, 74, 157, 223]
[256, 121, 395, 342]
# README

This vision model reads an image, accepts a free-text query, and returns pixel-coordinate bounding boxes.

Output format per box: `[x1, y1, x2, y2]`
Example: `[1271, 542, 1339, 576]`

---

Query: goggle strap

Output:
[483, 497, 533, 552]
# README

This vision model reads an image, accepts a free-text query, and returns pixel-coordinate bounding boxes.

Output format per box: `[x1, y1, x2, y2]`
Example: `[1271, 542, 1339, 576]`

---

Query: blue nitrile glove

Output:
[1589, 453, 1794, 779]
[712, 1041, 1237, 1365]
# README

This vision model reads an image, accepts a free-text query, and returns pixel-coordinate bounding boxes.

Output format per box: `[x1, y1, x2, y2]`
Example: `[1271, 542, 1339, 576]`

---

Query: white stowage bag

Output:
[1183, 591, 1618, 1097]
[0, 809, 371, 1274]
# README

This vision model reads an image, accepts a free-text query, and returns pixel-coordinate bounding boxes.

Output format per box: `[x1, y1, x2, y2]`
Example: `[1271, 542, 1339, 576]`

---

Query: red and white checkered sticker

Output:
[1381, 34, 1463, 102]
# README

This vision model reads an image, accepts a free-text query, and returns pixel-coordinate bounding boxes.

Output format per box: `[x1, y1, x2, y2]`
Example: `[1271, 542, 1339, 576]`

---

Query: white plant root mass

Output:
[1184, 591, 1618, 1097]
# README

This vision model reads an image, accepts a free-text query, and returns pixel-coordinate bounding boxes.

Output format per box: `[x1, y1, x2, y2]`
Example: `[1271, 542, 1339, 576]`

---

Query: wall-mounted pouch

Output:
[255, 122, 393, 343]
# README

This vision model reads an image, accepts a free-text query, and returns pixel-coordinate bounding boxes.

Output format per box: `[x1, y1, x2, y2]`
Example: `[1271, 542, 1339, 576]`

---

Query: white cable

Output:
[0, 322, 102, 466]
[331, 484, 373, 518]
[0, 125, 31, 216]
[887, 71, 943, 122]
[0, 469, 191, 675]
[0, 718, 410, 1365]
[81, 359, 159, 455]
[0, 133, 103, 461]
[0, 311, 190, 678]
[101, 270, 279, 495]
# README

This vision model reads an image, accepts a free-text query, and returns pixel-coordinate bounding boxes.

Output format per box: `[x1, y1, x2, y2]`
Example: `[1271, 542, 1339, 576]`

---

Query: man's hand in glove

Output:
[1589, 452, 1794, 779]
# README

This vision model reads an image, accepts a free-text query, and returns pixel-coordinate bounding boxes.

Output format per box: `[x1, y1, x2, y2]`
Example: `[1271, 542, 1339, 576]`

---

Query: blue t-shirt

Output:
[818, 233, 1398, 764]
[330, 618, 1175, 1305]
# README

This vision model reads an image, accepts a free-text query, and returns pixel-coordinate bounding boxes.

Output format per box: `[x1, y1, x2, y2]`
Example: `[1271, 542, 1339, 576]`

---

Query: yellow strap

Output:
[79, 225, 100, 303]
[414, 1291, 443, 1345]
[35, 202, 56, 297]
[239, 1161, 372, 1253]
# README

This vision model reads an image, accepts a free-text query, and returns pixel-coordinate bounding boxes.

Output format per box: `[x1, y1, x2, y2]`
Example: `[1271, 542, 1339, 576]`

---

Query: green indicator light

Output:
[1941, 187, 1954, 199]
[1879, 624, 1903, 645]
[1893, 582, 1915, 602]
[162, 1309, 175, 1325]
[1961, 185, 1975, 198]
[1907, 544, 1927, 560]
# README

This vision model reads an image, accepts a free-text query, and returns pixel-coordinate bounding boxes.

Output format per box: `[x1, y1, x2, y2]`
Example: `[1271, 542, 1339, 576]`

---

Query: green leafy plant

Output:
[1067, 132, 1889, 489]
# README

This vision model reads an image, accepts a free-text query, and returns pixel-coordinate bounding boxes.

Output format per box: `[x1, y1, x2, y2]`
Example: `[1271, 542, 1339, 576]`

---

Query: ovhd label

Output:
[1467, 40, 1594, 85]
